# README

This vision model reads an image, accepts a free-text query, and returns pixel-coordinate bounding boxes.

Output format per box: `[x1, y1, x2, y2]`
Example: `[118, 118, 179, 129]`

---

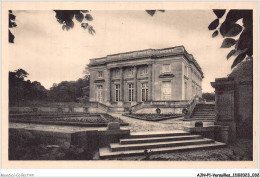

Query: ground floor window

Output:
[128, 83, 134, 102]
[141, 83, 148, 101]
[115, 84, 120, 102]
[96, 85, 103, 102]
[162, 81, 171, 100]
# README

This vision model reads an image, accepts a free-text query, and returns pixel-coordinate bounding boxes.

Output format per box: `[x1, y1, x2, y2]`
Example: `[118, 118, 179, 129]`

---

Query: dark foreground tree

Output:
[9, 10, 17, 43]
[208, 9, 253, 69]
[9, 10, 95, 43]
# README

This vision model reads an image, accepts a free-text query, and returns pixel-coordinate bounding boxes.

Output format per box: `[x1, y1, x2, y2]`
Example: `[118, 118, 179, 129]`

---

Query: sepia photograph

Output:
[1, 1, 258, 174]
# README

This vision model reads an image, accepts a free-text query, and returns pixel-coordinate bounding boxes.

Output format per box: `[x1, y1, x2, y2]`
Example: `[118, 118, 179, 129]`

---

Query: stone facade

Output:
[88, 46, 203, 108]
[211, 58, 253, 140]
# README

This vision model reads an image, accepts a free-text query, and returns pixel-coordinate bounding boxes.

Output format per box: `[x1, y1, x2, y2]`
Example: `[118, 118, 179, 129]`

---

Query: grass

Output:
[9, 113, 129, 126]
[123, 113, 183, 121]
[10, 101, 88, 107]
[9, 129, 92, 160]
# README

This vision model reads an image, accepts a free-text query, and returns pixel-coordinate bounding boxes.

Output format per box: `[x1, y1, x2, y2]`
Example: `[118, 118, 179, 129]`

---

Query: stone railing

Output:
[143, 100, 189, 107]
[97, 102, 110, 112]
[131, 102, 144, 112]
[184, 95, 203, 119]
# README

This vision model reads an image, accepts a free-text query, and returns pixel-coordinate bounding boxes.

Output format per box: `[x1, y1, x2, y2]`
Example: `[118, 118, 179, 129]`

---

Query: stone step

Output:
[194, 109, 215, 111]
[183, 119, 215, 122]
[191, 117, 215, 119]
[129, 130, 190, 139]
[192, 113, 215, 116]
[120, 135, 202, 145]
[110, 138, 214, 152]
[195, 107, 215, 108]
[99, 141, 226, 159]
[190, 118, 215, 121]
[192, 115, 215, 117]
[196, 104, 215, 107]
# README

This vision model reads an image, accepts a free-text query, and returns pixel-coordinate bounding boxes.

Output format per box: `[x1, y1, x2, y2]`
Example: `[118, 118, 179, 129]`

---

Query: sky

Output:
[9, 10, 234, 92]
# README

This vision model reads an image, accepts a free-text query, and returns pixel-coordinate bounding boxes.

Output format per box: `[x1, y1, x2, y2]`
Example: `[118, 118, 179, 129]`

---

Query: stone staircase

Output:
[99, 130, 225, 159]
[184, 103, 216, 122]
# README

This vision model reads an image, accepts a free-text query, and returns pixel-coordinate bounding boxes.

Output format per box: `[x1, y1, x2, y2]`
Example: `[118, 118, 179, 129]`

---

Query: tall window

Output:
[96, 85, 103, 102]
[115, 84, 120, 102]
[141, 83, 148, 101]
[128, 83, 134, 102]
[141, 66, 148, 75]
[162, 64, 170, 73]
[162, 81, 171, 100]
[98, 71, 103, 78]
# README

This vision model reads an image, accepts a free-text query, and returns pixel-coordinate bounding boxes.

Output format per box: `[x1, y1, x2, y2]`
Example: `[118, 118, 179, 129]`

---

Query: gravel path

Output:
[109, 113, 185, 133]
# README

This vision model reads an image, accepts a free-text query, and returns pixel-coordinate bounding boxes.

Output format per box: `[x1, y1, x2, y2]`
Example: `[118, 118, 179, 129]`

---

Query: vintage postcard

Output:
[1, 1, 259, 172]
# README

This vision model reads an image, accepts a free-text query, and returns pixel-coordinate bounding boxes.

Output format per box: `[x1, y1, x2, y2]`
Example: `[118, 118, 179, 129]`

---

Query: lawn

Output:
[9, 113, 129, 126]
[123, 113, 183, 121]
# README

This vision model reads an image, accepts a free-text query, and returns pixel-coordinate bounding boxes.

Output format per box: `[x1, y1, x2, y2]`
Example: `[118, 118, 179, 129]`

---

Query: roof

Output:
[88, 46, 203, 77]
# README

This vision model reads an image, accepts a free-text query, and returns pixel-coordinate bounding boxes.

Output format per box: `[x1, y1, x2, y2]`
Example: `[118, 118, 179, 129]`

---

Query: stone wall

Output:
[136, 106, 184, 114]
[9, 106, 106, 114]
[211, 59, 253, 140]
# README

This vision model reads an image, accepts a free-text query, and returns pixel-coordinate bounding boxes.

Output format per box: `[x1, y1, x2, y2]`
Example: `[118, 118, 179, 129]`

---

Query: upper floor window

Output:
[98, 71, 103, 78]
[114, 69, 120, 78]
[128, 67, 134, 76]
[184, 65, 188, 76]
[162, 64, 170, 73]
[141, 66, 148, 75]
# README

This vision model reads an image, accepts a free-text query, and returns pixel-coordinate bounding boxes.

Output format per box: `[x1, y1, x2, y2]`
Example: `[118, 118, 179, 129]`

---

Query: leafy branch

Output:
[209, 10, 253, 69]
[54, 10, 96, 34]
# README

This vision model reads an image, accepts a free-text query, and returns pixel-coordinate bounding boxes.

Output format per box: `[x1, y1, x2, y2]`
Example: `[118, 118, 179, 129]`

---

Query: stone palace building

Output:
[88, 46, 203, 110]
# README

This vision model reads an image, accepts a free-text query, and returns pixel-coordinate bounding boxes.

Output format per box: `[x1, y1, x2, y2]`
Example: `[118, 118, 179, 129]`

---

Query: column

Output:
[120, 67, 124, 102]
[134, 66, 137, 101]
[107, 69, 111, 103]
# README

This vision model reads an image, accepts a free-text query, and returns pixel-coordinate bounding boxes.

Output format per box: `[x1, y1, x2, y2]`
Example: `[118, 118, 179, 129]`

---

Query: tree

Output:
[53, 10, 95, 34]
[48, 77, 90, 102]
[9, 10, 96, 43]
[9, 69, 48, 106]
[208, 10, 253, 69]
[14, 68, 29, 80]
[145, 10, 165, 16]
[202, 92, 215, 101]
[9, 10, 17, 43]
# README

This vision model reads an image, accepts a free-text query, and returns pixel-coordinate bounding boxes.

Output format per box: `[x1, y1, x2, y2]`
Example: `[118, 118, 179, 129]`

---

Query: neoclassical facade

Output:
[88, 46, 203, 108]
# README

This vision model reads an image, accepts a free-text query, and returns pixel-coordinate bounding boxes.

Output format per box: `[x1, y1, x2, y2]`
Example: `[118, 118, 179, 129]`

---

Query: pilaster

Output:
[149, 64, 153, 101]
[134, 66, 137, 101]
[120, 67, 124, 102]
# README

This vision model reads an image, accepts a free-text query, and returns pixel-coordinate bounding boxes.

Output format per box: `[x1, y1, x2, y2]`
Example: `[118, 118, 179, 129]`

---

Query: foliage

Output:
[53, 10, 96, 34]
[202, 92, 215, 101]
[9, 68, 91, 105]
[208, 10, 253, 69]
[8, 10, 95, 43]
[48, 77, 90, 102]
[9, 129, 88, 160]
[9, 10, 17, 43]
[146, 10, 165, 16]
[9, 69, 48, 106]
